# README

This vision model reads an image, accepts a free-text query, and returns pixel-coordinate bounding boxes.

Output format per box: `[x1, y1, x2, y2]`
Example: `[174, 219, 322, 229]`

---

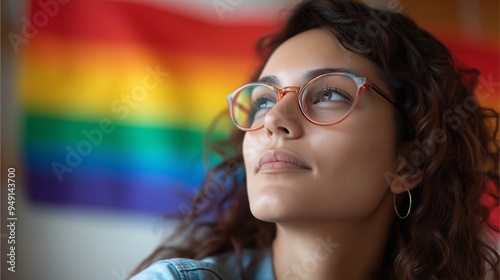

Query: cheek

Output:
[315, 134, 395, 186]
[311, 122, 398, 212]
[242, 132, 263, 186]
[242, 133, 257, 170]
[242, 133, 268, 216]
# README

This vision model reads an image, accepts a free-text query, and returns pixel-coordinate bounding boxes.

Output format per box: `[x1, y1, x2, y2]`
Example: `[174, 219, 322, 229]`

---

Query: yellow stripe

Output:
[19, 37, 257, 128]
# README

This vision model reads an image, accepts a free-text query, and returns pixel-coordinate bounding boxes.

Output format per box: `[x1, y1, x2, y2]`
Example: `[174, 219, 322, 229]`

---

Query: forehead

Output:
[259, 29, 383, 87]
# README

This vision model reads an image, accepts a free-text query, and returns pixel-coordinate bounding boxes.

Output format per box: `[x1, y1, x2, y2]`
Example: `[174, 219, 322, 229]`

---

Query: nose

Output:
[263, 88, 304, 139]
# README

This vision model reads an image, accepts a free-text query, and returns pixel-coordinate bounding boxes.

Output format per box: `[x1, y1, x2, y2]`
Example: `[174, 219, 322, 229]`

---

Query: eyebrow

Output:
[258, 67, 356, 86]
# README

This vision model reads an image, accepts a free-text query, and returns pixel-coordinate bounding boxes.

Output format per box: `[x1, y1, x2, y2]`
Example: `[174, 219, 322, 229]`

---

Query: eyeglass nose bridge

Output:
[277, 86, 302, 100]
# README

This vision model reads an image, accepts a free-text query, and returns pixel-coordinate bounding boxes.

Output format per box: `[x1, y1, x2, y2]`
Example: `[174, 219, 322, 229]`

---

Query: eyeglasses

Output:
[227, 72, 399, 131]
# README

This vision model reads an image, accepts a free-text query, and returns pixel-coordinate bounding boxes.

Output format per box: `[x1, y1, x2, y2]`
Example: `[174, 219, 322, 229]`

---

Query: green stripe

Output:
[24, 113, 232, 156]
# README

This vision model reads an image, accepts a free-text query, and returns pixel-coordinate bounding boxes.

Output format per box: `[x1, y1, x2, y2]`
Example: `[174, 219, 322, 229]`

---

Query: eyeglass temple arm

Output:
[227, 94, 251, 113]
[367, 82, 399, 109]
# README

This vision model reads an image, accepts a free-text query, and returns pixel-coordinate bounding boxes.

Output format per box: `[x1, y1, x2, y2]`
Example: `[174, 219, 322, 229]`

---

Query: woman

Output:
[130, 0, 499, 279]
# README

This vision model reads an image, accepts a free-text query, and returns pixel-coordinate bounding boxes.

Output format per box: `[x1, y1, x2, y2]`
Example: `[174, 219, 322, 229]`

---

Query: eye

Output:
[312, 88, 351, 104]
[251, 96, 276, 112]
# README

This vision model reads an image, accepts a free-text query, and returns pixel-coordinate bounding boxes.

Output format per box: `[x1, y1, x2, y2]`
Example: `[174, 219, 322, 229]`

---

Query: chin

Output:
[249, 198, 283, 222]
[246, 177, 316, 222]
[248, 196, 302, 223]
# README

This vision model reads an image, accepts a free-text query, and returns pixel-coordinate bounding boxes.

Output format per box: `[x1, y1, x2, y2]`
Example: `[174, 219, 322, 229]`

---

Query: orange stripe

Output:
[19, 38, 255, 128]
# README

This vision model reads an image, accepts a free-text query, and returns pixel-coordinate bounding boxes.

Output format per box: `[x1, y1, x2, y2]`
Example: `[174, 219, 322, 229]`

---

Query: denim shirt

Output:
[131, 249, 275, 280]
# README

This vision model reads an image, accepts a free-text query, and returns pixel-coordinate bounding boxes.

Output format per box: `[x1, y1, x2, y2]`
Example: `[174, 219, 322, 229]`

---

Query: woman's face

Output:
[243, 29, 400, 224]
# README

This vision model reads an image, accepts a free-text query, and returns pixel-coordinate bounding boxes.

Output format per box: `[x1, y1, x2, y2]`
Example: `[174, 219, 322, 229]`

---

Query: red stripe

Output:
[444, 41, 498, 78]
[28, 0, 279, 56]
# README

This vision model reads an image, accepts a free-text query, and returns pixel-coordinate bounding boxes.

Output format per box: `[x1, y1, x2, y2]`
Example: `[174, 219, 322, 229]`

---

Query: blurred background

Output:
[1, 0, 498, 279]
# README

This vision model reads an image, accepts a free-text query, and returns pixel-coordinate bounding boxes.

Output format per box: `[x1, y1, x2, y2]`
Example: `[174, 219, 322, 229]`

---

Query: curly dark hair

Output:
[131, 0, 499, 279]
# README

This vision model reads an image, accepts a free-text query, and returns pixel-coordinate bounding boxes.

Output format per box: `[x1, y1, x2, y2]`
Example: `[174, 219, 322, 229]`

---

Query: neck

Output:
[271, 193, 395, 280]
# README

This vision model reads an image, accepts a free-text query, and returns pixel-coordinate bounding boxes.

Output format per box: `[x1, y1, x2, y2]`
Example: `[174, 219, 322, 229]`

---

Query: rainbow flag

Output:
[19, 0, 278, 214]
[18, 0, 498, 216]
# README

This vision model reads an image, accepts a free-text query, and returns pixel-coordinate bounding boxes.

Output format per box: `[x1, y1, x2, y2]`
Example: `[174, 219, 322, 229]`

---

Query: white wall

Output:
[17, 195, 164, 280]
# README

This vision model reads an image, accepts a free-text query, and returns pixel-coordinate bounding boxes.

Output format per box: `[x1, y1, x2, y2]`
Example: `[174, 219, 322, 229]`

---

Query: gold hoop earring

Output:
[393, 186, 412, 219]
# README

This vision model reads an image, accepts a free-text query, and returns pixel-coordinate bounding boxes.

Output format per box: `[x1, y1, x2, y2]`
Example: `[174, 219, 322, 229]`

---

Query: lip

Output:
[258, 150, 311, 173]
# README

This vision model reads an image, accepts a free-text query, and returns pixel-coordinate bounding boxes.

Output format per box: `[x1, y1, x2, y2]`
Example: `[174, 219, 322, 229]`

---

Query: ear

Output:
[389, 150, 423, 194]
